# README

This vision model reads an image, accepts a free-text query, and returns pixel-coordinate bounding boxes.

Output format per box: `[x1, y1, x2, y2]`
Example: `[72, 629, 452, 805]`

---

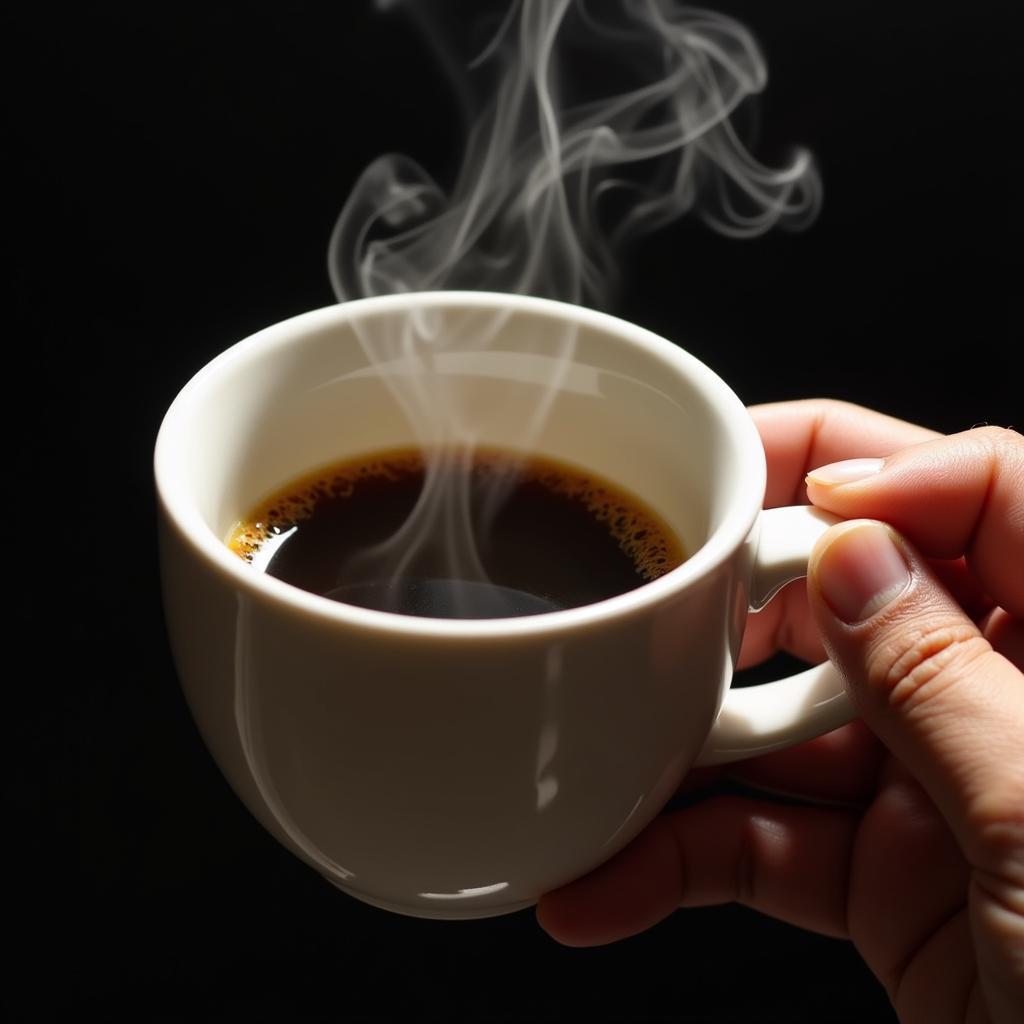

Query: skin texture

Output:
[537, 400, 1024, 1024]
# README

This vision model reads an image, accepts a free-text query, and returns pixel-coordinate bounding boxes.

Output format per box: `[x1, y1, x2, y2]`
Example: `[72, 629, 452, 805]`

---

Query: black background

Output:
[7, 1, 1017, 1020]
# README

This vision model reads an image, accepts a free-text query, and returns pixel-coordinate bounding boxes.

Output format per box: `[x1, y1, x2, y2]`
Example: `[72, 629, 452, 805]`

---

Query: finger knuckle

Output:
[872, 620, 991, 710]
[972, 425, 1024, 486]
[971, 816, 1024, 888]
[807, 397, 854, 414]
[969, 424, 1024, 453]
[970, 821, 1024, 931]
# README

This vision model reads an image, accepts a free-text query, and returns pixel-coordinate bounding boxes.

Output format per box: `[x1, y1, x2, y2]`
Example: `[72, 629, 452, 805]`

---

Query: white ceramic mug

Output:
[155, 292, 853, 919]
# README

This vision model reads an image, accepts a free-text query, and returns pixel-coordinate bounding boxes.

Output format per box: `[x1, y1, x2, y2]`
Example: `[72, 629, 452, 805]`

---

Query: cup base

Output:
[324, 876, 537, 920]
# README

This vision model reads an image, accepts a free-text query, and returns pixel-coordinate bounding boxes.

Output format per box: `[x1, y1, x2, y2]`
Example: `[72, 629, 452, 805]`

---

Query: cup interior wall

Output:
[173, 304, 745, 566]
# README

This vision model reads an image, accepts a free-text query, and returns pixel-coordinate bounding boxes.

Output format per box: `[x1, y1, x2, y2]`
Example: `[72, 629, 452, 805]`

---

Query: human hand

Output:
[537, 400, 1024, 1024]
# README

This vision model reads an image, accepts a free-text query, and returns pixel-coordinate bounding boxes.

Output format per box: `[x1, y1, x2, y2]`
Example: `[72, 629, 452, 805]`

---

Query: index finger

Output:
[741, 400, 939, 667]
[806, 426, 1024, 617]
[750, 399, 939, 508]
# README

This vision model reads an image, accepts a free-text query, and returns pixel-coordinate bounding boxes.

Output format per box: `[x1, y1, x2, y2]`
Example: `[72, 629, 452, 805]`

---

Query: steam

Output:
[329, 0, 820, 304]
[322, 0, 821, 617]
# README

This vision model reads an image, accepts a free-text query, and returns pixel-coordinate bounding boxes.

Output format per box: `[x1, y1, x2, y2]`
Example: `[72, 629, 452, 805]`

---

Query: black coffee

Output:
[229, 447, 685, 619]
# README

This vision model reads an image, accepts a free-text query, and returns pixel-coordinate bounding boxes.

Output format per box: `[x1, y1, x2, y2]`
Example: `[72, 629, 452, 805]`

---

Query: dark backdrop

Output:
[8, 2, 1016, 1021]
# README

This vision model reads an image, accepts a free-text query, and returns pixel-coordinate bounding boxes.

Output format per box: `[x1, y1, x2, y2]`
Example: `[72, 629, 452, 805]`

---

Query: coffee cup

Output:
[155, 291, 853, 918]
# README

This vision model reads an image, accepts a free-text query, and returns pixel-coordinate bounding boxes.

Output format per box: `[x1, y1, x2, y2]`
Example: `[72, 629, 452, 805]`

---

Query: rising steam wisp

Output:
[324, 0, 822, 616]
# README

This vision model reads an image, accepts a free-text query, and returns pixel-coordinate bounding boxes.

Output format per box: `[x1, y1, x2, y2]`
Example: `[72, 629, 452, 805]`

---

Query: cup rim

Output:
[154, 291, 766, 639]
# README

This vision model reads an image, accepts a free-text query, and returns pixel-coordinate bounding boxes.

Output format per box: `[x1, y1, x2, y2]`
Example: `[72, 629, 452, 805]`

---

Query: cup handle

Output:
[695, 505, 853, 766]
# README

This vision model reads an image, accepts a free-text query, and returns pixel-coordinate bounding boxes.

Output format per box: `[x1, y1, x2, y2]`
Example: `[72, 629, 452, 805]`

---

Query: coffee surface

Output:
[228, 448, 685, 618]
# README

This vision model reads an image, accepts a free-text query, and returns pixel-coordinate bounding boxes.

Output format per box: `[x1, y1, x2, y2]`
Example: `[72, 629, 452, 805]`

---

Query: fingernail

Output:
[806, 457, 884, 486]
[815, 522, 911, 623]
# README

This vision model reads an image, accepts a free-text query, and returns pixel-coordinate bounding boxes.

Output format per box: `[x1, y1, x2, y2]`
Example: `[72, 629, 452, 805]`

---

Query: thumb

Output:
[807, 520, 1024, 869]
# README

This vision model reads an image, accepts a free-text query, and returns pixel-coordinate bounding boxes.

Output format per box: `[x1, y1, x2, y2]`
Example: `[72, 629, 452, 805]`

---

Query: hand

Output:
[537, 400, 1024, 1024]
